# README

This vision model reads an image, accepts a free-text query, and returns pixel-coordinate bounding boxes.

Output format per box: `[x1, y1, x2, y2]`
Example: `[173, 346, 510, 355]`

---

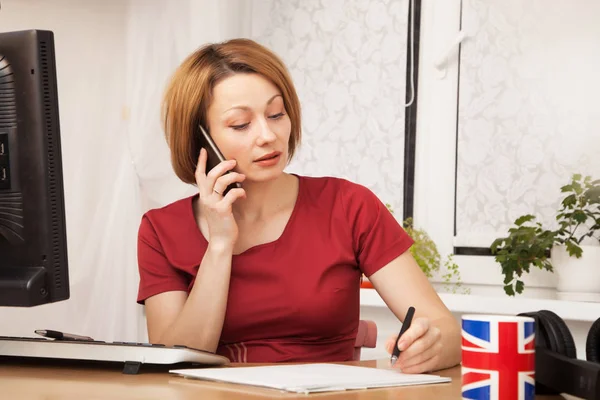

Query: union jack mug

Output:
[461, 314, 536, 400]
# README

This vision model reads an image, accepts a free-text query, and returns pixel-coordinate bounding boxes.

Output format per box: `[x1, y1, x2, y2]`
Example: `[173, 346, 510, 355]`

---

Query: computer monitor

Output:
[0, 29, 69, 307]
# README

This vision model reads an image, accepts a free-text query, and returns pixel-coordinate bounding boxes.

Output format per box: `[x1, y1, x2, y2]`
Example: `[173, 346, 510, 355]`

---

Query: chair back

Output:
[354, 320, 377, 360]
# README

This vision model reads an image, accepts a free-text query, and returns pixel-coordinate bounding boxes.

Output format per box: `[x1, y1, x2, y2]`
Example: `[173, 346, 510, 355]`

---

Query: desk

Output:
[0, 359, 565, 399]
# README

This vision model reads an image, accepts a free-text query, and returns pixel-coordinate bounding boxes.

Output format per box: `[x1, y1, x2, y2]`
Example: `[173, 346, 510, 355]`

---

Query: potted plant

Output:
[491, 174, 600, 300]
[489, 214, 555, 296]
[402, 217, 469, 294]
[378, 205, 469, 294]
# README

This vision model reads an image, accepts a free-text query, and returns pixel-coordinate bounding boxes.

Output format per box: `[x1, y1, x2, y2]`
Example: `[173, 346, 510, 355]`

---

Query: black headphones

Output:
[517, 310, 600, 399]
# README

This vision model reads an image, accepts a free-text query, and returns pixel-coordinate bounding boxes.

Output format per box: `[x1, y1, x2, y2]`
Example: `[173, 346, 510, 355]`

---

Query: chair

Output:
[354, 320, 378, 360]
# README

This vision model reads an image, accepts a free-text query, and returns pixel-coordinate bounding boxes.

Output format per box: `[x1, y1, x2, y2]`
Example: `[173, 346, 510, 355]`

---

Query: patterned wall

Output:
[455, 0, 600, 245]
[251, 0, 411, 220]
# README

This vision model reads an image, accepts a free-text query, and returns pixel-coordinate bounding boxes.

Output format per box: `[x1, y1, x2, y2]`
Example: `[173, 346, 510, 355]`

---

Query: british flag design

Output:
[461, 317, 536, 400]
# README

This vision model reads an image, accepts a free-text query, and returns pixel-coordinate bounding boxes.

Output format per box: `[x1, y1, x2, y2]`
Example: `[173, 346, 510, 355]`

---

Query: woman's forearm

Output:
[154, 243, 233, 352]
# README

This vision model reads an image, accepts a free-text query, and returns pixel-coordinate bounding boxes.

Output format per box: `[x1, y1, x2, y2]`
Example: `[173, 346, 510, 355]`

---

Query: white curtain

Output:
[128, 0, 254, 213]
[0, 0, 138, 341]
[126, 0, 254, 340]
[0, 0, 252, 342]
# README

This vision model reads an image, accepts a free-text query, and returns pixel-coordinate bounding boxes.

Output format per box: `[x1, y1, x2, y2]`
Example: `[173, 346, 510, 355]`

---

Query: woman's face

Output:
[205, 73, 292, 183]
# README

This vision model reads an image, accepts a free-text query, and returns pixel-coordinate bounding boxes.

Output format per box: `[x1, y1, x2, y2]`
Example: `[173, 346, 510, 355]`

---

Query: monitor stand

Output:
[0, 266, 47, 307]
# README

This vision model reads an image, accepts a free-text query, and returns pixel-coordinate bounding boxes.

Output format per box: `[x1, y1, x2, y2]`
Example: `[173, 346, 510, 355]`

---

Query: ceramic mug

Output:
[461, 314, 536, 400]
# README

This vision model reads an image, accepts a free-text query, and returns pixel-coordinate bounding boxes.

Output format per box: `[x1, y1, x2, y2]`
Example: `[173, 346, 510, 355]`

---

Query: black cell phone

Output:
[198, 124, 242, 196]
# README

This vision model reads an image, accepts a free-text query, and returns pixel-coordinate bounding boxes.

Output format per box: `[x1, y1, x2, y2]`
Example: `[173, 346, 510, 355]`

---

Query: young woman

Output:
[137, 38, 461, 374]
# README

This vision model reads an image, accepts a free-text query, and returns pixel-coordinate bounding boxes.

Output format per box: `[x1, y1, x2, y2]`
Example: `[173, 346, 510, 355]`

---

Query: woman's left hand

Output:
[385, 317, 443, 374]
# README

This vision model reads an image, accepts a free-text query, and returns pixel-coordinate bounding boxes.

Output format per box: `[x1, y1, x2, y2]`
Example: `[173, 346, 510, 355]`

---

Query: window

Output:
[455, 0, 600, 249]
[415, 0, 600, 296]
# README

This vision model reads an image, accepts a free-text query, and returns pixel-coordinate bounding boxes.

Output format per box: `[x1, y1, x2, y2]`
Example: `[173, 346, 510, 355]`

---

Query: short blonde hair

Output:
[162, 38, 302, 184]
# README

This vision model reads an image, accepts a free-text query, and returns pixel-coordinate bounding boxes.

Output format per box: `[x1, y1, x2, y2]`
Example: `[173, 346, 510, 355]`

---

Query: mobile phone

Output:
[198, 124, 242, 196]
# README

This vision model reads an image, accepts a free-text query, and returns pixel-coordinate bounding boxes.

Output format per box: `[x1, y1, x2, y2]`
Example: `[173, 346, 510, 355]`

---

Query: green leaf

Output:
[565, 240, 583, 258]
[573, 173, 582, 182]
[561, 184, 574, 193]
[504, 284, 515, 296]
[573, 210, 587, 223]
[515, 280, 525, 294]
[490, 239, 504, 253]
[562, 194, 577, 208]
[585, 187, 600, 202]
[515, 215, 535, 226]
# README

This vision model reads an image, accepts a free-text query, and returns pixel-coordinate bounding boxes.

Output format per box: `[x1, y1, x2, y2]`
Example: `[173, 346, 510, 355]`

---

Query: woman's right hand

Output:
[195, 148, 246, 248]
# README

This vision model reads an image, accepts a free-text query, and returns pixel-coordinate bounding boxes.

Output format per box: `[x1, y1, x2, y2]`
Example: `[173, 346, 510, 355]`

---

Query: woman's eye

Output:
[230, 113, 284, 130]
[231, 123, 250, 131]
[269, 113, 285, 120]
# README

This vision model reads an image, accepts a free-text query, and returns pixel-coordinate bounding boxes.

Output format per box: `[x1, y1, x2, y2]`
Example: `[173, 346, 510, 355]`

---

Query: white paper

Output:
[169, 363, 451, 394]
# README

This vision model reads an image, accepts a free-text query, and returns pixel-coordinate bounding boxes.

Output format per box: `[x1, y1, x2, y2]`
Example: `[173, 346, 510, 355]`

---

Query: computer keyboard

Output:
[0, 336, 230, 374]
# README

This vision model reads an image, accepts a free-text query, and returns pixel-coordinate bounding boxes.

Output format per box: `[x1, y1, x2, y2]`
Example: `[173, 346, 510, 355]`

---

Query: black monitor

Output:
[0, 29, 69, 307]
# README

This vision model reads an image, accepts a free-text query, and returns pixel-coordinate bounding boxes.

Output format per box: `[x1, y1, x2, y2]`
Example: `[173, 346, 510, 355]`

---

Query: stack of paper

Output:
[170, 363, 451, 394]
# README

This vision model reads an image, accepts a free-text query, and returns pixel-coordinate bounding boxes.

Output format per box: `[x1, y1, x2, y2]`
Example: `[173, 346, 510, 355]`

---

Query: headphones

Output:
[517, 310, 600, 399]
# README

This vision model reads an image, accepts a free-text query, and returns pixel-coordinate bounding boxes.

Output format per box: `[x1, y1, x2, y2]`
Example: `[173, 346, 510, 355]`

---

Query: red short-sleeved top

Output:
[137, 175, 413, 363]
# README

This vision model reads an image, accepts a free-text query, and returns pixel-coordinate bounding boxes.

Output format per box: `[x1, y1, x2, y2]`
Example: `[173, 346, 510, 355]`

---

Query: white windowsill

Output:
[360, 288, 600, 323]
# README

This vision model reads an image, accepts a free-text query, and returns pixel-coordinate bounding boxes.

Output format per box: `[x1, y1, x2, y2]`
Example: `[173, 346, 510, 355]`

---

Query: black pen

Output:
[35, 329, 94, 341]
[391, 306, 415, 366]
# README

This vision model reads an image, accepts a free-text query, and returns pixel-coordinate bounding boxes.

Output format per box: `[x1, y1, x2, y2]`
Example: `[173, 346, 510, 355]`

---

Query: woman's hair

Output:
[162, 38, 302, 184]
